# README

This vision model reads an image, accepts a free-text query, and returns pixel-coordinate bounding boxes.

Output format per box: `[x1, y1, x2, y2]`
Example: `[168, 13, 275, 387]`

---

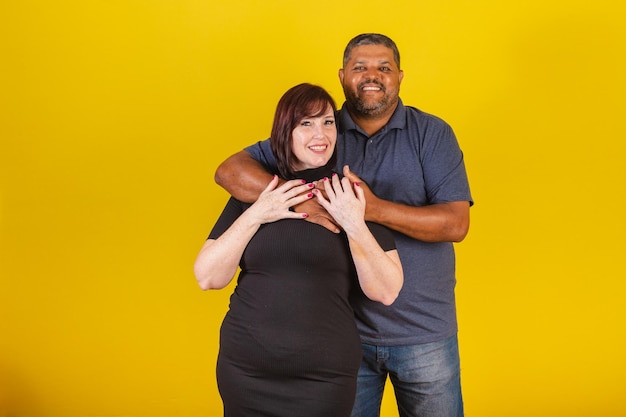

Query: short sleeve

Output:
[366, 221, 396, 252]
[421, 123, 473, 206]
[208, 197, 247, 240]
[244, 139, 279, 173]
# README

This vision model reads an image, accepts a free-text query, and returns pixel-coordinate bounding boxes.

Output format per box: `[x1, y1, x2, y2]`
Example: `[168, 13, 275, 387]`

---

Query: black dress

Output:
[208, 169, 395, 417]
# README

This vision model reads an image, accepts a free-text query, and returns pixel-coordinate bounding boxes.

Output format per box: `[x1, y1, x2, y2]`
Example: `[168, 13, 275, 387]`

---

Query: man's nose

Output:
[364, 68, 380, 80]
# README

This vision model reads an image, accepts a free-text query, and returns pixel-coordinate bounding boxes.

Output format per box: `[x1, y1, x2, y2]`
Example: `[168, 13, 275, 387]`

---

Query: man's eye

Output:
[380, 67, 390, 72]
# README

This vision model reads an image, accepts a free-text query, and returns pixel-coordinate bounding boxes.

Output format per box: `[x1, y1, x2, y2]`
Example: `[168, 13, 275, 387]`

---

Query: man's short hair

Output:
[342, 33, 401, 69]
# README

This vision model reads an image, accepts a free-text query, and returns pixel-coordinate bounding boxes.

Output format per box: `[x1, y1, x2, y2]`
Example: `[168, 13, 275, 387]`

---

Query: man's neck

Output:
[351, 115, 390, 137]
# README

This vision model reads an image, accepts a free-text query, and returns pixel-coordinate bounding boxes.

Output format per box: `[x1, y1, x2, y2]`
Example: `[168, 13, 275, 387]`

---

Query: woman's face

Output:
[291, 104, 337, 171]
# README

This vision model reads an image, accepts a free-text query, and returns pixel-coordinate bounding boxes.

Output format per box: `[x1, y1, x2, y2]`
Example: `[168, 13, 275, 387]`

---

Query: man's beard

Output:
[343, 83, 397, 118]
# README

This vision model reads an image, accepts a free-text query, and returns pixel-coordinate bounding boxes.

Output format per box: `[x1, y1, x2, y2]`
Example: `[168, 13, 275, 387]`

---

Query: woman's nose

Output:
[312, 123, 324, 138]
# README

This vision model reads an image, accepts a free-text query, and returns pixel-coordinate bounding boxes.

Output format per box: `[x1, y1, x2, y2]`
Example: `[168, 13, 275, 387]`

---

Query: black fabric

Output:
[209, 197, 395, 416]
[285, 150, 337, 182]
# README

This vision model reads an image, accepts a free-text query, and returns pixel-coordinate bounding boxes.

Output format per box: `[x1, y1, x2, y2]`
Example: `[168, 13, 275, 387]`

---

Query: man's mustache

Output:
[357, 79, 386, 92]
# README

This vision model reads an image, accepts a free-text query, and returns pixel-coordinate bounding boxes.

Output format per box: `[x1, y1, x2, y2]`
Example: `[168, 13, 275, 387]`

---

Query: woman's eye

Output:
[300, 121, 311, 126]
[324, 120, 335, 125]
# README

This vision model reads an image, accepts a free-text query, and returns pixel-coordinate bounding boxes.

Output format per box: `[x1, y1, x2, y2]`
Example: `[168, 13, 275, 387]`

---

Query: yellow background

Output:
[1, 0, 625, 416]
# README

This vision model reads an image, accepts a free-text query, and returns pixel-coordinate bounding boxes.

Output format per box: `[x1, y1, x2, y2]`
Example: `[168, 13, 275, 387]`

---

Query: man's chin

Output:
[358, 102, 386, 116]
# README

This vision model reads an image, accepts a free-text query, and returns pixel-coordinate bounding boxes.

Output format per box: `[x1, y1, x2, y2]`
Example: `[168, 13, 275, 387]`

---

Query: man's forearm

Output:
[367, 199, 470, 243]
[215, 150, 341, 233]
[214, 151, 274, 203]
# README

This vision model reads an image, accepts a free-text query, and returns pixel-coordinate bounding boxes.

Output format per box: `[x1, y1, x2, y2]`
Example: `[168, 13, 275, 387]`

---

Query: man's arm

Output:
[368, 199, 470, 243]
[343, 166, 470, 242]
[214, 151, 272, 203]
[215, 150, 341, 232]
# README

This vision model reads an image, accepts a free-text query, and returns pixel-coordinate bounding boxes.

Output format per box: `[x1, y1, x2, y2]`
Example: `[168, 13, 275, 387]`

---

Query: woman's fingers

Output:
[323, 176, 336, 200]
[258, 178, 315, 214]
[353, 180, 365, 202]
[278, 179, 315, 198]
[262, 175, 280, 192]
[324, 175, 358, 200]
[286, 189, 315, 207]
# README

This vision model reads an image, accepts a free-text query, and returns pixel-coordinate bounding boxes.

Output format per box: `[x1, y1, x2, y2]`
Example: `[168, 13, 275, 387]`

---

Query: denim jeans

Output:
[351, 334, 464, 417]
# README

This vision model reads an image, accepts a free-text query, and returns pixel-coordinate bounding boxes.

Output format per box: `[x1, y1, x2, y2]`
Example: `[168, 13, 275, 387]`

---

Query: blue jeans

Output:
[351, 334, 464, 417]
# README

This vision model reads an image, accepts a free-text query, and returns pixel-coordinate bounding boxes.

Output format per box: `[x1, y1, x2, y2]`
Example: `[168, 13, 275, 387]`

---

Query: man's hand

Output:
[293, 196, 340, 233]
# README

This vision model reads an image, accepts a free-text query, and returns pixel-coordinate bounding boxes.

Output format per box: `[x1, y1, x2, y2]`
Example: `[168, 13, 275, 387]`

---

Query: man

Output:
[214, 33, 472, 417]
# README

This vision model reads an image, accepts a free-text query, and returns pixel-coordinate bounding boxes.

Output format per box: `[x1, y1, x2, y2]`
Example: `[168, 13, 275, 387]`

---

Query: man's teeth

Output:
[363, 86, 381, 91]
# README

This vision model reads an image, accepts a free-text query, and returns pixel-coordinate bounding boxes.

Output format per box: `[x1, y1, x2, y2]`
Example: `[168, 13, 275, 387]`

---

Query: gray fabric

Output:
[245, 99, 473, 345]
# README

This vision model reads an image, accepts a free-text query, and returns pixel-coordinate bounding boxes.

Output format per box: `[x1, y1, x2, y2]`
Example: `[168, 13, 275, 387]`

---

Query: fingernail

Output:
[313, 189, 319, 194]
[323, 177, 328, 181]
[332, 173, 337, 177]
[302, 213, 308, 218]
[301, 180, 306, 184]
[308, 183, 314, 188]
[307, 193, 313, 198]
[355, 182, 360, 187]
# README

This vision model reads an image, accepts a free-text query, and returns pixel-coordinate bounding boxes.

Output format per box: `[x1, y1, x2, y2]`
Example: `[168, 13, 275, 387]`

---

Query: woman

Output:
[194, 83, 403, 416]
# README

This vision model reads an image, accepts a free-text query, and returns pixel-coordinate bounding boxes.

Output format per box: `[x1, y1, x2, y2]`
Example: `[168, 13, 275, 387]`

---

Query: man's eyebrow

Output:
[351, 59, 393, 67]
[354, 59, 392, 64]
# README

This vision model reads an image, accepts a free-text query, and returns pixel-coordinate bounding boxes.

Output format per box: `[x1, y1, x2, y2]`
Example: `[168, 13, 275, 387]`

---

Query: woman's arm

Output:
[194, 177, 315, 290]
[315, 175, 403, 305]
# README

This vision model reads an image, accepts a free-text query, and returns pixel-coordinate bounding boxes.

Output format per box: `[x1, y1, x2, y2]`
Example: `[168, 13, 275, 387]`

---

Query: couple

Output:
[194, 33, 473, 417]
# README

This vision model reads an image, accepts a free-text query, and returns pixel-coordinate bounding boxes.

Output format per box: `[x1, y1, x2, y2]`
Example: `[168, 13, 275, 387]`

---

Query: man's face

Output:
[339, 44, 404, 118]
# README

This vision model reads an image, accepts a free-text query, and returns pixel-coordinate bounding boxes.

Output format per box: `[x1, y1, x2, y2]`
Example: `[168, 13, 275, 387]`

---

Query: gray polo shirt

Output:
[246, 98, 473, 345]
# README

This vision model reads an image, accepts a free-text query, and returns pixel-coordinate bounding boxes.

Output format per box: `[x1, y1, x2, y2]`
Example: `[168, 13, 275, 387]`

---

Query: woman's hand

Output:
[314, 174, 366, 233]
[246, 175, 315, 224]
[315, 173, 403, 305]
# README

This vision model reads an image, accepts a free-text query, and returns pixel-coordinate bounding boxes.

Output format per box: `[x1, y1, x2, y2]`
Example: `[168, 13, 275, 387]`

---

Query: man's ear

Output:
[338, 68, 344, 84]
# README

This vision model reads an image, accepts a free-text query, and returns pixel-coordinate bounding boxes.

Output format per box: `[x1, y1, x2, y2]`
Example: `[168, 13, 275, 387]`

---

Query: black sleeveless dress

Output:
[208, 169, 395, 416]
